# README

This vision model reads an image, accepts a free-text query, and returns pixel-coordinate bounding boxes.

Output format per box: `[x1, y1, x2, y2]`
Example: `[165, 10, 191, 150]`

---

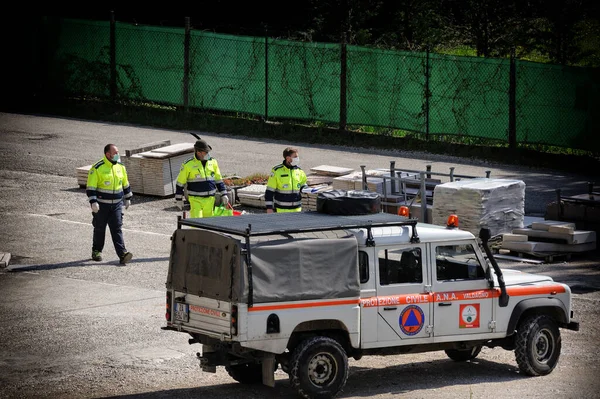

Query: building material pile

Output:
[501, 220, 596, 259]
[432, 178, 525, 237]
[122, 142, 194, 197]
[237, 184, 268, 208]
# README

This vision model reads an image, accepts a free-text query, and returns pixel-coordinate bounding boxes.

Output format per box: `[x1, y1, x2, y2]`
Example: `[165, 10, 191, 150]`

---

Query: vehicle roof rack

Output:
[178, 211, 419, 242]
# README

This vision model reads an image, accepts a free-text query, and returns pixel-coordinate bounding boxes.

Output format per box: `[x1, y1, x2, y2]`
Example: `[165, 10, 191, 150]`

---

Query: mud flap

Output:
[262, 356, 276, 387]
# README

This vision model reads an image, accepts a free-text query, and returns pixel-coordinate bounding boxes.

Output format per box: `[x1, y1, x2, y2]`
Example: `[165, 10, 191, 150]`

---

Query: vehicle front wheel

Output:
[515, 315, 561, 376]
[444, 345, 482, 362]
[290, 336, 349, 399]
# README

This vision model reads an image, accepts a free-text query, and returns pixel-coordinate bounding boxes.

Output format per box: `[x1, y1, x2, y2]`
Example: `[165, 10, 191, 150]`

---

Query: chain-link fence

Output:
[23, 17, 600, 153]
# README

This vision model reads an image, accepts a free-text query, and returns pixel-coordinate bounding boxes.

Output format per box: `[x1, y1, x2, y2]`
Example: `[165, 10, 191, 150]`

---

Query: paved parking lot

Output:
[0, 112, 599, 398]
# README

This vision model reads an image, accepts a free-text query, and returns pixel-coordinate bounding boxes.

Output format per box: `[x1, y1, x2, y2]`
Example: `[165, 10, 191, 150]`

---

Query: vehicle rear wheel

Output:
[290, 336, 349, 399]
[444, 345, 482, 361]
[226, 362, 263, 384]
[515, 315, 561, 376]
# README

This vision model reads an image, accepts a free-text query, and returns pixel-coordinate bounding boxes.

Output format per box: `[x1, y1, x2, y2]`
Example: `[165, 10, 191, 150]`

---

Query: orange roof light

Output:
[447, 214, 459, 228]
[398, 206, 410, 217]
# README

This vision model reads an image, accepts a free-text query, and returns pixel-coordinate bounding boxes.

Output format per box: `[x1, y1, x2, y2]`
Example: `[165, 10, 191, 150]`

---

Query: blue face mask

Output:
[112, 154, 120, 162]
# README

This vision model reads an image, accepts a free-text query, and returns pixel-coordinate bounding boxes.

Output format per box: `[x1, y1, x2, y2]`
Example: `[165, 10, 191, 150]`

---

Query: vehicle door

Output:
[373, 244, 434, 347]
[430, 240, 495, 340]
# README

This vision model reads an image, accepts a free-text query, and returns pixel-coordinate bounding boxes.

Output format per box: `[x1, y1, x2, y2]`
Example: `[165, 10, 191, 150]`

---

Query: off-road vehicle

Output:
[163, 211, 579, 399]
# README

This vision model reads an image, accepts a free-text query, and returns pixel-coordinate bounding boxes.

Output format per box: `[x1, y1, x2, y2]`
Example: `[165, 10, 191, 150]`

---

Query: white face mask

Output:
[291, 157, 300, 166]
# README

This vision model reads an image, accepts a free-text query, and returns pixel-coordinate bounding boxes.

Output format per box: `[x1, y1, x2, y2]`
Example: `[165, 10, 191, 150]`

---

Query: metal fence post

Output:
[183, 17, 190, 111]
[390, 161, 396, 193]
[508, 47, 517, 149]
[425, 46, 431, 141]
[340, 32, 347, 132]
[420, 172, 427, 223]
[360, 165, 367, 190]
[264, 26, 269, 122]
[110, 11, 116, 102]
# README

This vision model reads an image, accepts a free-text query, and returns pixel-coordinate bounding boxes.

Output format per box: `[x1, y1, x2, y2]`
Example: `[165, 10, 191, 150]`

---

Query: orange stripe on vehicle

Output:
[507, 285, 566, 296]
[248, 298, 359, 312]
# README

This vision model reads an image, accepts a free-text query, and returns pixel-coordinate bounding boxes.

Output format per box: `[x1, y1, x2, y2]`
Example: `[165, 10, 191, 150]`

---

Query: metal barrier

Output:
[360, 162, 491, 223]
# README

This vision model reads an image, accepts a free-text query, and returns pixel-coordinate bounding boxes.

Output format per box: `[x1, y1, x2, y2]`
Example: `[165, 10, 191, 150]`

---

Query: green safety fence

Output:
[515, 61, 599, 148]
[41, 18, 111, 98]
[189, 31, 265, 115]
[116, 23, 184, 105]
[27, 17, 600, 152]
[346, 46, 425, 132]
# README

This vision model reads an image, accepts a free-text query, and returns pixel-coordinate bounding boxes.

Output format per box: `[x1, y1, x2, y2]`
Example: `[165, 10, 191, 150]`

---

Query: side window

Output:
[359, 251, 369, 283]
[378, 247, 422, 285]
[435, 244, 486, 281]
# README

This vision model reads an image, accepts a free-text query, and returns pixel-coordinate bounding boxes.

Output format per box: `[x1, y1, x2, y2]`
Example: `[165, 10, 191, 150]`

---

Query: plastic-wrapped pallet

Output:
[432, 178, 525, 237]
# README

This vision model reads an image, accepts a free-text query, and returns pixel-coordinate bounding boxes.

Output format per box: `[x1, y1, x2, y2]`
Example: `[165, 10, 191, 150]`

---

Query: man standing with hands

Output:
[86, 144, 133, 265]
[175, 138, 229, 218]
[265, 147, 308, 213]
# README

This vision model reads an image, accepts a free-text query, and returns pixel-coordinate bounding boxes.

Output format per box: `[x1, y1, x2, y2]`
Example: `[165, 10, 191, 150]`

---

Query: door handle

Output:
[383, 307, 397, 311]
[438, 303, 452, 306]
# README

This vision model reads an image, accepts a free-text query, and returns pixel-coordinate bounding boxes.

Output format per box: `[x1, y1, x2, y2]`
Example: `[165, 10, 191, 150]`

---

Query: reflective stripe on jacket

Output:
[86, 156, 132, 204]
[175, 156, 227, 200]
[265, 162, 307, 211]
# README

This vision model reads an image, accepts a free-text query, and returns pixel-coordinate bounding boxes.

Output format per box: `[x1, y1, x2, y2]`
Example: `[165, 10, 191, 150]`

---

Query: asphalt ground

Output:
[0, 111, 599, 399]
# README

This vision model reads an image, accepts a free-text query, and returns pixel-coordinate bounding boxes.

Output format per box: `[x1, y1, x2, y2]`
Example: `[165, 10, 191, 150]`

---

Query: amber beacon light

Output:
[398, 206, 410, 217]
[447, 214, 459, 228]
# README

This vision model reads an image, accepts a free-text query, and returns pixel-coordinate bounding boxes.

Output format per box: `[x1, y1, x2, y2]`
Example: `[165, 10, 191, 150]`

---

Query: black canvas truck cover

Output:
[166, 228, 360, 304]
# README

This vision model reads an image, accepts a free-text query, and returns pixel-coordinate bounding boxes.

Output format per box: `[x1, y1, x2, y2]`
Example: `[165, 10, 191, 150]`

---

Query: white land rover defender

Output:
[163, 211, 579, 399]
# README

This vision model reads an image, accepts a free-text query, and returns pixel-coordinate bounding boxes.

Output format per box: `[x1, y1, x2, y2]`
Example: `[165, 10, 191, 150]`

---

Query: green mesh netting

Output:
[115, 23, 184, 104]
[267, 39, 340, 122]
[347, 46, 425, 131]
[36, 18, 598, 151]
[43, 18, 110, 98]
[189, 31, 265, 115]
[516, 60, 598, 148]
[428, 54, 510, 141]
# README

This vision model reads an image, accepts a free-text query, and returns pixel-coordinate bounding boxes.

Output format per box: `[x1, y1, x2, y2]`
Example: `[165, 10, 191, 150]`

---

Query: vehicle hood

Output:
[499, 269, 555, 285]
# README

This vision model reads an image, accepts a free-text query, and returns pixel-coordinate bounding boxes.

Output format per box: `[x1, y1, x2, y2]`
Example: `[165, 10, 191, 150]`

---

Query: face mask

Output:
[112, 154, 120, 162]
[291, 157, 300, 166]
[202, 153, 210, 161]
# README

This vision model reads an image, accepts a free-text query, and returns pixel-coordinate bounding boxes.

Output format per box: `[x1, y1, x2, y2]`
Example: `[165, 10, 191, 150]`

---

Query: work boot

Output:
[119, 252, 133, 265]
[92, 250, 102, 261]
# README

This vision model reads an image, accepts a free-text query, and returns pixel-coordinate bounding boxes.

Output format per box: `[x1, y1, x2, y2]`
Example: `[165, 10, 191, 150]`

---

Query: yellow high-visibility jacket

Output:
[86, 155, 132, 205]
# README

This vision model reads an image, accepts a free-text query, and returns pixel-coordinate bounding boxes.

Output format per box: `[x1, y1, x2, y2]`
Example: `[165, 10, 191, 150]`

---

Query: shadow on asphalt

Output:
[97, 357, 523, 399]
[6, 257, 170, 272]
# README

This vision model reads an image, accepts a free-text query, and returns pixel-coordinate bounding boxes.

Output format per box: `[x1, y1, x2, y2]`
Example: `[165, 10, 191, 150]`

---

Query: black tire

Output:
[289, 336, 349, 399]
[225, 362, 263, 384]
[444, 346, 482, 362]
[515, 315, 561, 376]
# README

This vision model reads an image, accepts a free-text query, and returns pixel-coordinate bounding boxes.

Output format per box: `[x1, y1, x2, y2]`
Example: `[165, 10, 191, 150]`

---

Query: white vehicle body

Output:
[164, 212, 579, 399]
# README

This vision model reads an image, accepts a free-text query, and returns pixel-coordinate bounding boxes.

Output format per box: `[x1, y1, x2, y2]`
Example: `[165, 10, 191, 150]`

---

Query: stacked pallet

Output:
[76, 164, 92, 187]
[301, 185, 334, 211]
[332, 171, 363, 191]
[122, 141, 195, 197]
[237, 184, 268, 208]
[432, 178, 525, 237]
[501, 220, 596, 259]
[310, 165, 355, 177]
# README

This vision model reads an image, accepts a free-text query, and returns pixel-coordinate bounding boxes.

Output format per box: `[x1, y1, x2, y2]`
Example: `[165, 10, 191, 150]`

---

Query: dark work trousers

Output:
[92, 202, 126, 257]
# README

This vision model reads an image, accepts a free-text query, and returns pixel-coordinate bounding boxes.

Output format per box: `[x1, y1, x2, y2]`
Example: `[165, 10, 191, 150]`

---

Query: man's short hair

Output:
[283, 147, 298, 158]
[104, 144, 115, 154]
